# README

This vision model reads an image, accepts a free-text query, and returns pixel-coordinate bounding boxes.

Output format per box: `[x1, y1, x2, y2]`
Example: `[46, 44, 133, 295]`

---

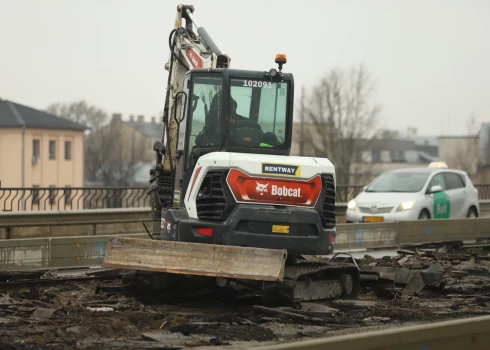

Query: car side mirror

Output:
[430, 185, 443, 193]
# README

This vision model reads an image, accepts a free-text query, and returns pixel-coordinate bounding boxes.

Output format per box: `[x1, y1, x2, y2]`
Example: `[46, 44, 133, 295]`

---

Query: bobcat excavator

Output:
[103, 4, 371, 304]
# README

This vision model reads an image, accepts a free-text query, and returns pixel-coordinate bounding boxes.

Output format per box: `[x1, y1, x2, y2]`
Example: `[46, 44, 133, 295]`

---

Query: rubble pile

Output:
[354, 241, 490, 298]
[0, 241, 489, 349]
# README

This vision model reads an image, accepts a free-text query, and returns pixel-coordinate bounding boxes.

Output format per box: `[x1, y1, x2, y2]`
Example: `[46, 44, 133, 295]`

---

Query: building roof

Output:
[0, 100, 87, 131]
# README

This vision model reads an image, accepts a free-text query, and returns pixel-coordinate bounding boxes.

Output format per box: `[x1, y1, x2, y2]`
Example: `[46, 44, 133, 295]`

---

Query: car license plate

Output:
[363, 216, 384, 223]
[272, 225, 290, 234]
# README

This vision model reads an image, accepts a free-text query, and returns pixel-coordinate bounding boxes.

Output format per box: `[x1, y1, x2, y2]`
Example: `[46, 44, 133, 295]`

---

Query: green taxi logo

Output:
[433, 192, 450, 219]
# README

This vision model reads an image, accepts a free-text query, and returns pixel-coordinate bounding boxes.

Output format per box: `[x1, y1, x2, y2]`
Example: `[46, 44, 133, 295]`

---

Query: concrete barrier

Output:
[256, 314, 490, 350]
[0, 208, 153, 239]
[397, 217, 490, 245]
[2, 217, 490, 271]
[0, 233, 148, 270]
[335, 222, 397, 250]
[1, 201, 489, 239]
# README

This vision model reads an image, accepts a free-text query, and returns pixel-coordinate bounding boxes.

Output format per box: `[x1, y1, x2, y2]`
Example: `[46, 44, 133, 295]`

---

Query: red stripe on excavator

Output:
[226, 169, 322, 207]
[187, 166, 202, 201]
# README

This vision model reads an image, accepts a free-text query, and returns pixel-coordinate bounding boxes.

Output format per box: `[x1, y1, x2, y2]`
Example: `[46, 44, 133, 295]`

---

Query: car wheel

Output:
[418, 210, 430, 220]
[466, 207, 478, 218]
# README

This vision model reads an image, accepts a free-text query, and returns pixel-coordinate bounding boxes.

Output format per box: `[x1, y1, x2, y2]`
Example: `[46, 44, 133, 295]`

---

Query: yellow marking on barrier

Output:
[19, 259, 23, 264]
[20, 246, 24, 250]
[76, 243, 80, 248]
[76, 256, 80, 261]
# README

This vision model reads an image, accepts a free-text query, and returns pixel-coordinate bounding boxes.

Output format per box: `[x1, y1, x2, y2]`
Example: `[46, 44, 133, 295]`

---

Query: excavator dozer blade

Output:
[102, 237, 287, 282]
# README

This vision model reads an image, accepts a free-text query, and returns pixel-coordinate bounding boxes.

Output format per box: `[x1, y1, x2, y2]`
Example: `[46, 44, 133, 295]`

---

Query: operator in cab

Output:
[195, 91, 282, 149]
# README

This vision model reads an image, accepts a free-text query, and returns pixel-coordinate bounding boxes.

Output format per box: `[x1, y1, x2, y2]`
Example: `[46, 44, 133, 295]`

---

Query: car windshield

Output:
[365, 172, 430, 193]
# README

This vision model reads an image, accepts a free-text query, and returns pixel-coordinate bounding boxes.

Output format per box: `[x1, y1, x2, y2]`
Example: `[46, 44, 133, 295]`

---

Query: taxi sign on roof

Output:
[428, 162, 448, 168]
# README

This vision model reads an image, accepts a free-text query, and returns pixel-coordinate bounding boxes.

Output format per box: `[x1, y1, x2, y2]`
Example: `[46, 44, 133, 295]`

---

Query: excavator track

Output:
[260, 255, 361, 306]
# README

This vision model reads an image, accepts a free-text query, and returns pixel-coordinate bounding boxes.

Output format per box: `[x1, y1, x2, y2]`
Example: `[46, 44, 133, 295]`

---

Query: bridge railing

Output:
[0, 187, 150, 212]
[1, 184, 489, 212]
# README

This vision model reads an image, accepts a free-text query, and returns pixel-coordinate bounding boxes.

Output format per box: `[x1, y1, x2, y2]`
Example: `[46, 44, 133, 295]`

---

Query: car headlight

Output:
[396, 200, 414, 211]
[347, 199, 357, 211]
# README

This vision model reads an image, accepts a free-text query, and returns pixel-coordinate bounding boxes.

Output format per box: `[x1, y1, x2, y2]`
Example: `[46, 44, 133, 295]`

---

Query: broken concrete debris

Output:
[0, 240, 489, 349]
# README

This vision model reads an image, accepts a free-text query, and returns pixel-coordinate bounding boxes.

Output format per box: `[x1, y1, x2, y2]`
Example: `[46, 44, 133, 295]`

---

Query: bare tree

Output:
[446, 113, 480, 176]
[46, 100, 108, 132]
[302, 63, 381, 189]
[85, 120, 148, 186]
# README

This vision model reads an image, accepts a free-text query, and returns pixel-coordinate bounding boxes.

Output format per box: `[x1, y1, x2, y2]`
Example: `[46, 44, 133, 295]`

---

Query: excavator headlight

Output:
[269, 68, 278, 77]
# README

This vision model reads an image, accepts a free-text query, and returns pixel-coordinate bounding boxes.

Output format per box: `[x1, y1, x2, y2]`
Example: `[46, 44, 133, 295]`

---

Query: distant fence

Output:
[1, 184, 489, 212]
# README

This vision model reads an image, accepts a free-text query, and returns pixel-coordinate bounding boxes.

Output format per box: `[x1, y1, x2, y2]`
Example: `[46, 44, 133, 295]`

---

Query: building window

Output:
[49, 185, 56, 205]
[32, 185, 40, 205]
[49, 140, 56, 159]
[371, 150, 381, 162]
[65, 141, 72, 160]
[64, 186, 72, 206]
[33, 139, 40, 157]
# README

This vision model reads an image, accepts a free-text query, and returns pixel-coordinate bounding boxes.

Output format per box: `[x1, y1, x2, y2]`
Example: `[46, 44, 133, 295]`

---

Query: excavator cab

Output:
[186, 63, 290, 147]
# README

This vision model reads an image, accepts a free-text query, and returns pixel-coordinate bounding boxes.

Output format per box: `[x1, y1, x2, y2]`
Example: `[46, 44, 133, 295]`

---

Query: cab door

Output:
[442, 172, 467, 218]
[427, 173, 450, 219]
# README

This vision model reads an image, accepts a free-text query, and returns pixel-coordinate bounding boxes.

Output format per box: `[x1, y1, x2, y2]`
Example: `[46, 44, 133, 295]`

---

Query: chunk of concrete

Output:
[402, 272, 425, 296]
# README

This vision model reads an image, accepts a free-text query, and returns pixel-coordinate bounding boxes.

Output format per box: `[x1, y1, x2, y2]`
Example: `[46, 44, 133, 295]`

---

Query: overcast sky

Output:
[1, 0, 488, 136]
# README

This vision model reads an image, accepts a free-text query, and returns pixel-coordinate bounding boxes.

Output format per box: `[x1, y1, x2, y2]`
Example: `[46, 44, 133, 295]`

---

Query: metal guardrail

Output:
[2, 216, 490, 271]
[2, 184, 489, 212]
[256, 314, 490, 350]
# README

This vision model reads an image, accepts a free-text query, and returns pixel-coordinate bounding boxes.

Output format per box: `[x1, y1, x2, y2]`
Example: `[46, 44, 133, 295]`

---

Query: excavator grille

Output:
[196, 170, 229, 221]
[321, 174, 336, 228]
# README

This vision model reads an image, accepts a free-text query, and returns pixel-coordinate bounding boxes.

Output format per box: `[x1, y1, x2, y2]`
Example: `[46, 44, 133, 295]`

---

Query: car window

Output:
[429, 173, 446, 191]
[458, 174, 467, 187]
[365, 172, 430, 193]
[443, 172, 465, 190]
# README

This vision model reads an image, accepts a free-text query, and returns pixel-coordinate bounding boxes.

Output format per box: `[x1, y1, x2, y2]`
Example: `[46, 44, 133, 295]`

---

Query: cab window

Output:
[229, 78, 288, 148]
[428, 173, 446, 191]
[185, 75, 223, 170]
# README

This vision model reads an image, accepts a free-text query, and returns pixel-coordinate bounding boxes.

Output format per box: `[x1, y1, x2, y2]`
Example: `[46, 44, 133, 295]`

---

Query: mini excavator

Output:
[103, 4, 370, 304]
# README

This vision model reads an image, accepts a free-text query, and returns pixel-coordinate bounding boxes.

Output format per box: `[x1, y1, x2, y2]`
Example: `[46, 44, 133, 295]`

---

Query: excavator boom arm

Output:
[162, 4, 230, 173]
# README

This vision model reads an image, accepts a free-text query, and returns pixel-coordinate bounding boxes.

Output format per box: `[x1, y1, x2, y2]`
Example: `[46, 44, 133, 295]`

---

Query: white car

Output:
[345, 165, 479, 223]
